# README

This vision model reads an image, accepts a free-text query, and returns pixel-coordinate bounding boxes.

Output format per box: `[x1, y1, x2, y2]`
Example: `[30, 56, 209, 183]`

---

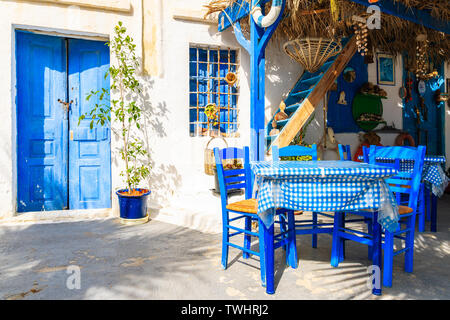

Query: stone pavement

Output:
[1, 195, 449, 300]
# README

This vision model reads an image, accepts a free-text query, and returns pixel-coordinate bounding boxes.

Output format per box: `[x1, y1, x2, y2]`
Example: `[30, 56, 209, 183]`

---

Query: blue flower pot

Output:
[116, 188, 151, 225]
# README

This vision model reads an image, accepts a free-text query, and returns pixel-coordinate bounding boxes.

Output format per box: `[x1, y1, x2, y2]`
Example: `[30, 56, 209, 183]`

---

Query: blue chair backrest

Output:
[272, 144, 318, 161]
[338, 144, 352, 161]
[214, 147, 252, 206]
[363, 145, 426, 211]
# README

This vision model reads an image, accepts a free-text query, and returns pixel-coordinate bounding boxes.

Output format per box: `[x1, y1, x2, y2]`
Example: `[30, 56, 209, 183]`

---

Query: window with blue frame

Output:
[189, 46, 239, 137]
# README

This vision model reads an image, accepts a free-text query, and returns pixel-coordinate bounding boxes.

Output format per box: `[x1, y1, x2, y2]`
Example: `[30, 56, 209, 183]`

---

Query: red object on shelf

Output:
[353, 142, 382, 162]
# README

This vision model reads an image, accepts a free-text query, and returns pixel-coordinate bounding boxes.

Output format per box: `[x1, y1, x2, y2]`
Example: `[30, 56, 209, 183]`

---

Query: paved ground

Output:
[0, 195, 449, 300]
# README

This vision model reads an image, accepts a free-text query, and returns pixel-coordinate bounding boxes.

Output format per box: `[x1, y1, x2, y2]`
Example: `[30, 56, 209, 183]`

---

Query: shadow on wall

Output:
[264, 42, 302, 121]
[133, 69, 182, 207]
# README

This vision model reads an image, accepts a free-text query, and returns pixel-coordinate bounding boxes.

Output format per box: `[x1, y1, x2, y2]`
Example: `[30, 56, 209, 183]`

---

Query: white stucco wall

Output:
[0, 0, 141, 220]
[147, 0, 302, 232]
[0, 0, 300, 232]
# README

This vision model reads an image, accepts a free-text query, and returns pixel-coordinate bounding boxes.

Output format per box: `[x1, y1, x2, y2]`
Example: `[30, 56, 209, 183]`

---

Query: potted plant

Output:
[80, 21, 150, 225]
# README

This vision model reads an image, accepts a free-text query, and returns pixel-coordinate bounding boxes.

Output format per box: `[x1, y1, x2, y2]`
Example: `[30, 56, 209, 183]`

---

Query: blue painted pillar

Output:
[249, 0, 285, 161]
[250, 1, 265, 161]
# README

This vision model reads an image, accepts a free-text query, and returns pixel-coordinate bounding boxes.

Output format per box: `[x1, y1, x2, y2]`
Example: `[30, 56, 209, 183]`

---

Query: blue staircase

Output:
[266, 37, 358, 151]
[266, 57, 337, 149]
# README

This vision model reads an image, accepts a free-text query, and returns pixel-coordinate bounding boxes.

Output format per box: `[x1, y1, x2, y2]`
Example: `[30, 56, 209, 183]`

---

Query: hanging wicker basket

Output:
[283, 37, 342, 73]
[204, 136, 228, 175]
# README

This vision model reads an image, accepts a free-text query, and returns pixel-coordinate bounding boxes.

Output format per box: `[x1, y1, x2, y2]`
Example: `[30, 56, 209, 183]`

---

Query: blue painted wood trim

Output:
[232, 21, 250, 54]
[218, 0, 250, 32]
[346, 0, 450, 34]
[257, 0, 286, 60]
[219, 0, 285, 160]
[249, 0, 286, 161]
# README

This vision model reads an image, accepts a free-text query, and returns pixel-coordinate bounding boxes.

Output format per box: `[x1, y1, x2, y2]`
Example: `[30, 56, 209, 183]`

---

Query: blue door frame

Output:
[16, 31, 111, 212]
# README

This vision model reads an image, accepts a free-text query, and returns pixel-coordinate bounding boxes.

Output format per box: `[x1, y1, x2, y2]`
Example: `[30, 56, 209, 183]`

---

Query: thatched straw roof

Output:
[204, 0, 450, 64]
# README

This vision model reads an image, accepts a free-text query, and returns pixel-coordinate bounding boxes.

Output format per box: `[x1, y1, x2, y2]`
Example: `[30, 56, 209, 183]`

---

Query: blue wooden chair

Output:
[213, 146, 298, 284]
[332, 145, 426, 288]
[338, 144, 352, 161]
[362, 145, 427, 233]
[272, 144, 334, 249]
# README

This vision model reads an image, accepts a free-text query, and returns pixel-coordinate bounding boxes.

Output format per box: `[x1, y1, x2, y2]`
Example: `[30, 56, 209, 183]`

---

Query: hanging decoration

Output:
[434, 90, 449, 105]
[225, 72, 237, 86]
[250, 0, 283, 28]
[337, 91, 347, 105]
[273, 101, 289, 121]
[283, 37, 342, 73]
[204, 103, 219, 128]
[414, 34, 437, 81]
[269, 121, 280, 136]
[405, 73, 414, 102]
[418, 80, 426, 96]
[399, 86, 407, 100]
[353, 16, 368, 56]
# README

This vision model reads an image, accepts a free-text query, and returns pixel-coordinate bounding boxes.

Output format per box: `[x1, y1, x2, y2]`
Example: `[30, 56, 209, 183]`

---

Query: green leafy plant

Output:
[79, 21, 150, 194]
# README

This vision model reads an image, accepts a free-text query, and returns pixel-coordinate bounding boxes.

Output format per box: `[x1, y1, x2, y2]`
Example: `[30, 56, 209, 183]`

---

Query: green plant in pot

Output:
[79, 21, 151, 225]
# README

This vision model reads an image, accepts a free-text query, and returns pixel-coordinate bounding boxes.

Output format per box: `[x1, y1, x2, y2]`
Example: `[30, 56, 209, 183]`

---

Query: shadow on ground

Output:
[0, 195, 449, 300]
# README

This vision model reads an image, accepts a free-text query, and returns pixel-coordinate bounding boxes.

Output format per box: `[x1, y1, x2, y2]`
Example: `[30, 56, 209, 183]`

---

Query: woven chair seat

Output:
[399, 206, 413, 215]
[226, 199, 303, 215]
[362, 205, 413, 215]
[284, 37, 342, 73]
[226, 199, 258, 213]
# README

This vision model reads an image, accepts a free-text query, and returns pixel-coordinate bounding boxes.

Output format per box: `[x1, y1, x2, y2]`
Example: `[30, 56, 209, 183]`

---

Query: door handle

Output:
[57, 99, 73, 112]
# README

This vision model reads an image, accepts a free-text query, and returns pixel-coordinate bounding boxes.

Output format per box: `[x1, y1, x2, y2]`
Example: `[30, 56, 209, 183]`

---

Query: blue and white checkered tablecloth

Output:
[357, 155, 449, 197]
[251, 161, 399, 232]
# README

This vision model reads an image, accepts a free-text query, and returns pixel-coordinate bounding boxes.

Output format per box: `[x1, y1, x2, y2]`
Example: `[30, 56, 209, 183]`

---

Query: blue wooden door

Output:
[17, 32, 111, 212]
[16, 32, 68, 212]
[403, 62, 445, 155]
[68, 39, 111, 209]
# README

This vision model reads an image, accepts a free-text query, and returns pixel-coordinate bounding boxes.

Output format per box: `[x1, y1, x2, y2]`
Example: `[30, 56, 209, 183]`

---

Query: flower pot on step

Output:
[116, 188, 151, 225]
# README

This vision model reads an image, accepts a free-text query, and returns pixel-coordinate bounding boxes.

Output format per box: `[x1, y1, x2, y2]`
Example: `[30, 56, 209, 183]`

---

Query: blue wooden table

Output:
[358, 155, 449, 231]
[251, 160, 398, 295]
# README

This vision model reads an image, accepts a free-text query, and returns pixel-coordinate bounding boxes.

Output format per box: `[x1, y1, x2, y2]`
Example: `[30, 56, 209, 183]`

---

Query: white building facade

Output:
[0, 0, 448, 232]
